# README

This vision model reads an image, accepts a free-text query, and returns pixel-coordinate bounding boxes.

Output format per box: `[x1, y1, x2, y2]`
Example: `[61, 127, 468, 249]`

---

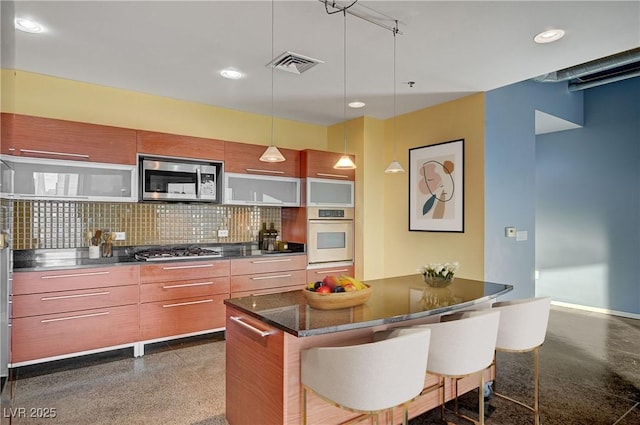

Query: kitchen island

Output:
[224, 274, 512, 425]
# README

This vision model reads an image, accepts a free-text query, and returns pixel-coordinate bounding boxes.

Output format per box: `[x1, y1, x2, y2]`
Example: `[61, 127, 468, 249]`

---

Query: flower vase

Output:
[423, 275, 454, 288]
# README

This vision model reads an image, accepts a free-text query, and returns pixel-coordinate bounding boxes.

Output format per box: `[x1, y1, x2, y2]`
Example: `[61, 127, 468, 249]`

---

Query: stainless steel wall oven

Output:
[307, 207, 354, 264]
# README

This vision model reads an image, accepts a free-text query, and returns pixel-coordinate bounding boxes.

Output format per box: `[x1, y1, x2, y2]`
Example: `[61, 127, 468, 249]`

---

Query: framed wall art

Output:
[409, 139, 464, 232]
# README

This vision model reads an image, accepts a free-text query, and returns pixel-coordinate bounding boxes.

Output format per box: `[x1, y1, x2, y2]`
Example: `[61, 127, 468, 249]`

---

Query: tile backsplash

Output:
[12, 200, 280, 250]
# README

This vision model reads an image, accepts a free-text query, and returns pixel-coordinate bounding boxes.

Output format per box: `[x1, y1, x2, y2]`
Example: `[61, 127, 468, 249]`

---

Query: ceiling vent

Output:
[267, 51, 324, 75]
[533, 47, 640, 91]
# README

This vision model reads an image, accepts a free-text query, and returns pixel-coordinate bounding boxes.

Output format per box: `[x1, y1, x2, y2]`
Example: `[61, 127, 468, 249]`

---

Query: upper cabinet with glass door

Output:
[1, 156, 136, 202]
[224, 173, 299, 206]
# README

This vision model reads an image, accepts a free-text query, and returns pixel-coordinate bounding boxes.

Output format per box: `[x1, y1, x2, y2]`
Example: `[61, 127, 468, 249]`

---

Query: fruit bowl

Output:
[303, 284, 372, 310]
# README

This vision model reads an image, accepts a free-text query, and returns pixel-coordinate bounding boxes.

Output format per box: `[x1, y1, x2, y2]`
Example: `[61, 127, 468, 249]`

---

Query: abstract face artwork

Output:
[418, 159, 455, 218]
[409, 139, 464, 232]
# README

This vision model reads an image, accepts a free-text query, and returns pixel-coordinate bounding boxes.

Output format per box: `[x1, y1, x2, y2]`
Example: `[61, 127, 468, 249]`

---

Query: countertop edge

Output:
[225, 284, 514, 338]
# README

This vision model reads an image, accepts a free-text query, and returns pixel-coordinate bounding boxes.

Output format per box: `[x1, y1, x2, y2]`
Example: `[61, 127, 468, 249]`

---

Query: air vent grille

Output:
[267, 51, 324, 75]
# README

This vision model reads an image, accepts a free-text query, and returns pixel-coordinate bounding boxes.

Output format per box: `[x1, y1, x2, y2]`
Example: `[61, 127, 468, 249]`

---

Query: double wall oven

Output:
[306, 207, 354, 265]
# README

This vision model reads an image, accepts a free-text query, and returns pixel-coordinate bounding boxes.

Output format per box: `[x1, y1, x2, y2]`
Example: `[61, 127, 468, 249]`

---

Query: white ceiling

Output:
[7, 1, 640, 126]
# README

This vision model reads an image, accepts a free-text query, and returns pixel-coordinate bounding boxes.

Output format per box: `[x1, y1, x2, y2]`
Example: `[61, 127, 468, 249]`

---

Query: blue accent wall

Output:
[485, 80, 583, 301]
[535, 77, 640, 315]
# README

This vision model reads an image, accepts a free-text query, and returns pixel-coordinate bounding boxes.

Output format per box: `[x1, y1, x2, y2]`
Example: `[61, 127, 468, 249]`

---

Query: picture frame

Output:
[409, 139, 464, 232]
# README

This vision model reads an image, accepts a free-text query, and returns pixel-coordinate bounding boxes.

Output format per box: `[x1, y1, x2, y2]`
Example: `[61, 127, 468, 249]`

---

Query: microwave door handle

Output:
[196, 168, 201, 199]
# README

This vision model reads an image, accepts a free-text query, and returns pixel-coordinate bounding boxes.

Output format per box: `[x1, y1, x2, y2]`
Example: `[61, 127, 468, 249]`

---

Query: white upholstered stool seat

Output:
[301, 328, 431, 425]
[413, 310, 501, 425]
[491, 297, 551, 425]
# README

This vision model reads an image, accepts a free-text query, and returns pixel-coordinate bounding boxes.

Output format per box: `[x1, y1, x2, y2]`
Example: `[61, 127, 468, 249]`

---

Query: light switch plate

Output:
[505, 227, 516, 238]
[114, 232, 126, 241]
[516, 230, 528, 241]
[218, 229, 229, 237]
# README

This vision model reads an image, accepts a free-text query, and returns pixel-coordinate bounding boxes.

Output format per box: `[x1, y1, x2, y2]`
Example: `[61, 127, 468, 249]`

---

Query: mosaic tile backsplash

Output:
[11, 200, 281, 250]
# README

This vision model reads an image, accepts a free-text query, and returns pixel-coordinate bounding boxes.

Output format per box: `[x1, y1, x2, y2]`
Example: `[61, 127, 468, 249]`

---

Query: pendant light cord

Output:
[271, 0, 275, 148]
[343, 9, 347, 154]
[392, 20, 397, 161]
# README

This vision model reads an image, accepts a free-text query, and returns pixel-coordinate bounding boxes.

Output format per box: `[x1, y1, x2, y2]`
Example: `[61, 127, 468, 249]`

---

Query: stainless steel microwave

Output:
[139, 155, 223, 203]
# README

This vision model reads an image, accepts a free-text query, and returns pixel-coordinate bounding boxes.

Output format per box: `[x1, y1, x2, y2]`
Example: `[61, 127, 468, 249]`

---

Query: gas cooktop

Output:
[134, 247, 222, 261]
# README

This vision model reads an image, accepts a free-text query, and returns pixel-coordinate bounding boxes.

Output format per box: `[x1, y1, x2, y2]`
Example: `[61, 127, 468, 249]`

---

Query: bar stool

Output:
[416, 310, 501, 425]
[490, 297, 551, 425]
[300, 328, 431, 425]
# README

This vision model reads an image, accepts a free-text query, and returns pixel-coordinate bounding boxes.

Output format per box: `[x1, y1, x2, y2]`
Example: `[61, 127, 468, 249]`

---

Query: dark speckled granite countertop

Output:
[224, 275, 513, 337]
[13, 242, 305, 271]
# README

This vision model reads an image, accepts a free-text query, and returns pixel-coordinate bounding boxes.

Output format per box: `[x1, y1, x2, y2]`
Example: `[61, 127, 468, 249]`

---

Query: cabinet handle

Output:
[316, 172, 349, 179]
[19, 148, 90, 159]
[162, 264, 213, 270]
[311, 268, 349, 274]
[162, 299, 213, 308]
[41, 311, 109, 323]
[41, 271, 110, 280]
[245, 168, 285, 175]
[162, 281, 213, 289]
[41, 291, 110, 301]
[251, 274, 292, 281]
[251, 258, 292, 264]
[230, 316, 275, 337]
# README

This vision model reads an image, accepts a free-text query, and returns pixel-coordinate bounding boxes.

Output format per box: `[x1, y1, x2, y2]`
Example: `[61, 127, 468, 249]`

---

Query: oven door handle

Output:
[196, 168, 202, 199]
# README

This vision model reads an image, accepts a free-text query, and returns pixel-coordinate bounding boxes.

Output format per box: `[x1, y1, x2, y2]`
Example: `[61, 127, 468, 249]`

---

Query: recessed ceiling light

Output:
[534, 29, 565, 44]
[348, 101, 366, 109]
[15, 17, 45, 34]
[220, 69, 243, 80]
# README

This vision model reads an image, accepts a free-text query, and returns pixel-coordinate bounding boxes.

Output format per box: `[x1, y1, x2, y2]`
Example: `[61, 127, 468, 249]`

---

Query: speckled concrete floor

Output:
[1, 306, 638, 425]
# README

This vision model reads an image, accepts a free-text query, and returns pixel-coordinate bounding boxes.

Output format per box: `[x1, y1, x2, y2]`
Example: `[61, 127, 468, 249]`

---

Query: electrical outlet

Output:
[114, 232, 126, 241]
[217, 229, 229, 238]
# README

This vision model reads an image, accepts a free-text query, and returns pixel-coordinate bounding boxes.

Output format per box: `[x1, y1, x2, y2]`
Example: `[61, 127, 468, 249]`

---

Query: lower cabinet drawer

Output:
[231, 285, 302, 298]
[306, 265, 354, 283]
[12, 285, 139, 318]
[139, 294, 227, 340]
[11, 304, 139, 363]
[12, 265, 140, 295]
[230, 270, 306, 294]
[140, 277, 229, 303]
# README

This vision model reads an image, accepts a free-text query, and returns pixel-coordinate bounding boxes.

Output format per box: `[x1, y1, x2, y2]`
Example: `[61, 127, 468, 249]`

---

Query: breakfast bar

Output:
[224, 274, 512, 425]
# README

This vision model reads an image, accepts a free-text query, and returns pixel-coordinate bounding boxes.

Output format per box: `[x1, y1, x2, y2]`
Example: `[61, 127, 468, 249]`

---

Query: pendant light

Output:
[333, 10, 356, 170]
[385, 21, 405, 173]
[260, 0, 286, 163]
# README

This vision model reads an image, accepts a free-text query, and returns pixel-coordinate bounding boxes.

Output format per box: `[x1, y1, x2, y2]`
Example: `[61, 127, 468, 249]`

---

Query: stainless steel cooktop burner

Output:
[134, 247, 222, 261]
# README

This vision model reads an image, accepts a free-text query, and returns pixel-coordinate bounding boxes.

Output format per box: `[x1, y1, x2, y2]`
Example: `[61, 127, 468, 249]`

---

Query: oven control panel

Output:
[318, 209, 345, 218]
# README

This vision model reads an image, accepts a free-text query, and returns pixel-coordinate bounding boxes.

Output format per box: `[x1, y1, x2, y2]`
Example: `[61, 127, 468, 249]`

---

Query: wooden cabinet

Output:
[11, 265, 140, 365]
[12, 265, 139, 295]
[137, 130, 225, 161]
[139, 260, 230, 340]
[1, 113, 137, 164]
[301, 149, 355, 180]
[225, 141, 300, 177]
[225, 308, 285, 425]
[306, 264, 354, 283]
[230, 255, 307, 298]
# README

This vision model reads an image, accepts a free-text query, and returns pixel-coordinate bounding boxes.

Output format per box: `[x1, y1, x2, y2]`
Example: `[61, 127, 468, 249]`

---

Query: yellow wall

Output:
[382, 94, 486, 280]
[2, 70, 327, 150]
[3, 68, 486, 281]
